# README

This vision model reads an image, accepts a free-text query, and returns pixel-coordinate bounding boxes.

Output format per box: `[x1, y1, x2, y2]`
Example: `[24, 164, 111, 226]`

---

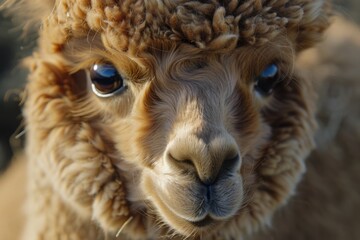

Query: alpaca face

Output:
[64, 38, 300, 236]
[18, 0, 330, 238]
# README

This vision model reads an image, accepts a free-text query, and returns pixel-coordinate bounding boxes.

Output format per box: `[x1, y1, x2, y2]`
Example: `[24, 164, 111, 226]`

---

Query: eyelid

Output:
[90, 82, 127, 98]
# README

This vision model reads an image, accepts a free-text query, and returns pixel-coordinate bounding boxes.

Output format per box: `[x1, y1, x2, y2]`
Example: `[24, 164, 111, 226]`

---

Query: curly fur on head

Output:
[1, 0, 331, 239]
[3, 0, 330, 51]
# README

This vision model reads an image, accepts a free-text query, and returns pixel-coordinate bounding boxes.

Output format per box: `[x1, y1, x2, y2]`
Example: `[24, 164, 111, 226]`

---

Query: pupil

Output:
[94, 76, 118, 90]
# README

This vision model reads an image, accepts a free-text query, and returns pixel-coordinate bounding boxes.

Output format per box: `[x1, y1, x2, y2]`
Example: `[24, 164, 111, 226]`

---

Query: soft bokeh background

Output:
[0, 1, 359, 171]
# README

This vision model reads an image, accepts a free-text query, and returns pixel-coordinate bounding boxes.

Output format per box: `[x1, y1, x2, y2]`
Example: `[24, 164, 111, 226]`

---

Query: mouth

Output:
[148, 185, 217, 233]
[143, 172, 242, 236]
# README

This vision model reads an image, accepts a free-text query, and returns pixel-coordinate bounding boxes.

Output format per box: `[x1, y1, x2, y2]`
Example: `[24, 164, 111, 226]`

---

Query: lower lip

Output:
[189, 216, 214, 227]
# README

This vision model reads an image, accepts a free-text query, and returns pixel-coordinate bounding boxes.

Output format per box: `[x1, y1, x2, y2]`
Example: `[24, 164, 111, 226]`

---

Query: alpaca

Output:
[2, 0, 359, 239]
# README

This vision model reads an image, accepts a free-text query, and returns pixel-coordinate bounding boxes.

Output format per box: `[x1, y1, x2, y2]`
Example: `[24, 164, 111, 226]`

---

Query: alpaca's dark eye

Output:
[254, 64, 280, 95]
[89, 63, 126, 97]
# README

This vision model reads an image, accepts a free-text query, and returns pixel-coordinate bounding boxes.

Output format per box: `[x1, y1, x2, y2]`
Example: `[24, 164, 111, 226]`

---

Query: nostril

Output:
[167, 151, 195, 170]
[200, 154, 239, 185]
[221, 154, 240, 174]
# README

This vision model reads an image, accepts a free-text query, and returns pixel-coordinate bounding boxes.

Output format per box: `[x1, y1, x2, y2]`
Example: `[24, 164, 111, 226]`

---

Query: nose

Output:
[166, 132, 240, 184]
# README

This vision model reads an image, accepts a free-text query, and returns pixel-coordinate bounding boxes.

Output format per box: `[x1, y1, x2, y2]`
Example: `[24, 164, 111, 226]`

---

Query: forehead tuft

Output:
[48, 0, 328, 52]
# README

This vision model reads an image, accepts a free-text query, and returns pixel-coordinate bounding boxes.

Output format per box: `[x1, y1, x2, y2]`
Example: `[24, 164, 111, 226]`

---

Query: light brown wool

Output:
[4, 0, 330, 53]
[0, 0, 336, 240]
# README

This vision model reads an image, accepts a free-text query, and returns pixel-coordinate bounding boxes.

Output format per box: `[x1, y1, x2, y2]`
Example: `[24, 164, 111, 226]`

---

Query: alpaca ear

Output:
[0, 0, 55, 35]
[293, 0, 332, 51]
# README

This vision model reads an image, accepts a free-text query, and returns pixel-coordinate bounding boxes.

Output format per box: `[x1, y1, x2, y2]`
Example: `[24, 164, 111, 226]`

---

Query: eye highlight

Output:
[254, 64, 281, 95]
[88, 63, 126, 97]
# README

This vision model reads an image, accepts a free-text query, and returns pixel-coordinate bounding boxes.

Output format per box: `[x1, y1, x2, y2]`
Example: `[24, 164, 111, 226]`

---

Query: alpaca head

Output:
[7, 0, 331, 238]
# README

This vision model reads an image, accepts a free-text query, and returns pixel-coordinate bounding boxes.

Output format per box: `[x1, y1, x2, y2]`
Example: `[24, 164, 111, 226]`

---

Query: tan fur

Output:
[2, 1, 358, 240]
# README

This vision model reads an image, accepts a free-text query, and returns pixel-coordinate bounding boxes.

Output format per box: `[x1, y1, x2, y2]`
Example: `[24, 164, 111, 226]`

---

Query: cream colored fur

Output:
[0, 0, 359, 239]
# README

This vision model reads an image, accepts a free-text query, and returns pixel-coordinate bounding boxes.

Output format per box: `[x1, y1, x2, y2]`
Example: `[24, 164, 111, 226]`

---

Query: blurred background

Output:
[0, 0, 359, 172]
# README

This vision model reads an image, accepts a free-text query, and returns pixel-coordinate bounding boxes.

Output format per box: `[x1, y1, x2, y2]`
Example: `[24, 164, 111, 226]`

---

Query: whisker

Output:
[115, 216, 134, 238]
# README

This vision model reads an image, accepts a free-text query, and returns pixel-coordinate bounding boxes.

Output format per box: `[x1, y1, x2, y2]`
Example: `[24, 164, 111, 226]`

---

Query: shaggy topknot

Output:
[4, 0, 330, 52]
